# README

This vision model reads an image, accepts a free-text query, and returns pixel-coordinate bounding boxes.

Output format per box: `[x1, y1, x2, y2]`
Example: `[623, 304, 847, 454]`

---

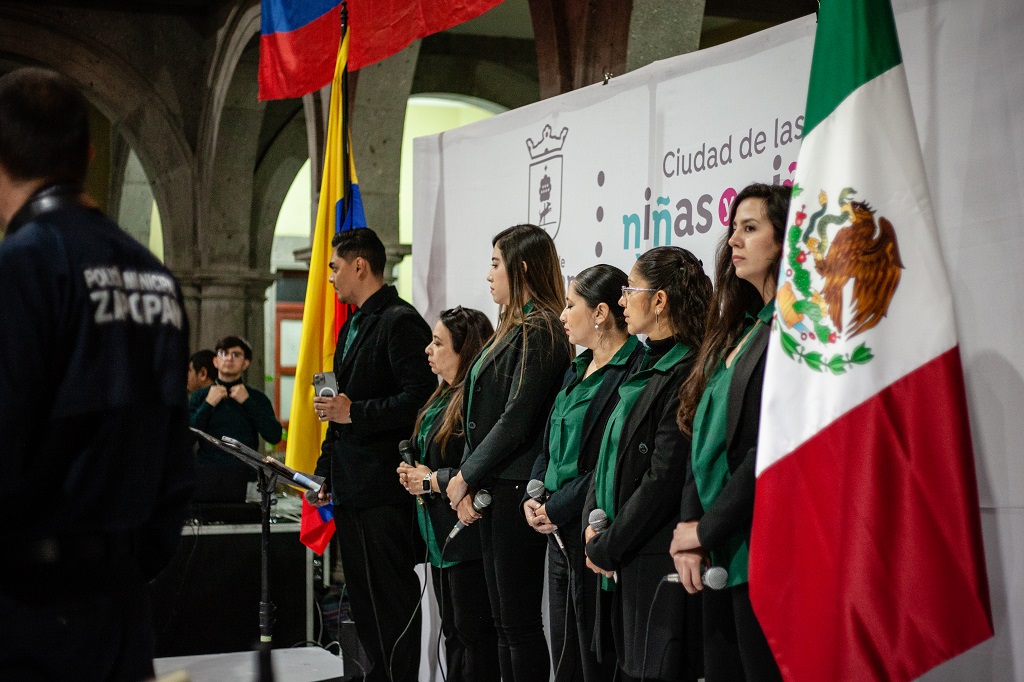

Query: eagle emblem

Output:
[775, 184, 905, 374]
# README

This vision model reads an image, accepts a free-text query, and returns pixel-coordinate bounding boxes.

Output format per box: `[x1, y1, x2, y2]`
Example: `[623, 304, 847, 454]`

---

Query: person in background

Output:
[523, 264, 641, 682]
[187, 349, 216, 393]
[188, 335, 283, 494]
[0, 67, 194, 681]
[309, 227, 437, 682]
[583, 246, 712, 682]
[397, 306, 499, 682]
[672, 182, 790, 682]
[446, 224, 572, 682]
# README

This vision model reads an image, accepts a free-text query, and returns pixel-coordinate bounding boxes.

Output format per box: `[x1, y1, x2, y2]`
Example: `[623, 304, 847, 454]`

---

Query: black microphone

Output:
[447, 490, 492, 541]
[398, 439, 416, 466]
[527, 479, 566, 553]
[586, 508, 617, 583]
[398, 440, 425, 506]
[666, 565, 729, 590]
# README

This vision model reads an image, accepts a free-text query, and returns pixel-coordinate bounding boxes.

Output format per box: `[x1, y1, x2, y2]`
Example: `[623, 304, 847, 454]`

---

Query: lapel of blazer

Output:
[473, 324, 519, 382]
[618, 369, 671, 454]
[337, 306, 384, 379]
[725, 322, 770, 450]
[617, 344, 691, 450]
[579, 358, 629, 454]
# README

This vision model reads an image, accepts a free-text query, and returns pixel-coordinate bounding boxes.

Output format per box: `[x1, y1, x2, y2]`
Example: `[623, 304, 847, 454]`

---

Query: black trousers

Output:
[548, 525, 616, 682]
[703, 582, 781, 682]
[334, 502, 422, 682]
[0, 581, 154, 682]
[478, 480, 551, 682]
[430, 560, 500, 681]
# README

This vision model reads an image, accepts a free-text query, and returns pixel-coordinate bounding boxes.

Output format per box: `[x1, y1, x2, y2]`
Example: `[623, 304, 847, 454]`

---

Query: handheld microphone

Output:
[586, 508, 617, 583]
[666, 565, 729, 590]
[398, 440, 425, 506]
[527, 479, 566, 553]
[398, 439, 416, 466]
[447, 490, 492, 541]
[587, 508, 609, 534]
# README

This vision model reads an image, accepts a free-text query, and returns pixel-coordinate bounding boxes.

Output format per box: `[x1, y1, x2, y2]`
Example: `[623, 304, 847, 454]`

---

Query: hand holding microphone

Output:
[527, 479, 566, 553]
[396, 440, 428, 505]
[668, 520, 726, 593]
[585, 508, 617, 582]
[666, 564, 728, 591]
[448, 490, 492, 540]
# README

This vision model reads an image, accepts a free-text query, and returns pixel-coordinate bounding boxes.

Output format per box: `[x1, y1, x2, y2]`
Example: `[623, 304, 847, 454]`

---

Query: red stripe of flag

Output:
[750, 347, 992, 681]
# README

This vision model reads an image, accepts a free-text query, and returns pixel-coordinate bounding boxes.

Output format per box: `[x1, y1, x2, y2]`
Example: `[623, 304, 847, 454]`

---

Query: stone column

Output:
[626, 0, 706, 71]
[350, 41, 422, 276]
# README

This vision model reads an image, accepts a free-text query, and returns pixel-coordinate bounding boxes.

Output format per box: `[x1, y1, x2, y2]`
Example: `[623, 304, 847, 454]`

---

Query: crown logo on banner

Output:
[525, 124, 569, 240]
[526, 125, 569, 160]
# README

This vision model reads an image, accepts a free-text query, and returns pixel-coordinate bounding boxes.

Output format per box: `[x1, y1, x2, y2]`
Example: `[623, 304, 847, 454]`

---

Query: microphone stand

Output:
[190, 428, 324, 682]
[257, 466, 276, 681]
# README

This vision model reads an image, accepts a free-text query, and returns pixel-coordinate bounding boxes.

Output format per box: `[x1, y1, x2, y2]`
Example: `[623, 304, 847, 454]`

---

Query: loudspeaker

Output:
[149, 521, 318, 656]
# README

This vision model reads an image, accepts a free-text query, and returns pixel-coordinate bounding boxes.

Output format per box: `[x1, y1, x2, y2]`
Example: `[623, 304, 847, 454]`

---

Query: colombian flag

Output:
[300, 497, 336, 555]
[258, 0, 341, 101]
[285, 29, 365, 485]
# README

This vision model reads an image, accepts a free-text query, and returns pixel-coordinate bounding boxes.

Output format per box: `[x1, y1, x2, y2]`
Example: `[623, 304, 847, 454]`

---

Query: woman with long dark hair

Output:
[446, 224, 573, 682]
[671, 182, 790, 681]
[583, 246, 712, 682]
[523, 264, 642, 682]
[396, 306, 498, 681]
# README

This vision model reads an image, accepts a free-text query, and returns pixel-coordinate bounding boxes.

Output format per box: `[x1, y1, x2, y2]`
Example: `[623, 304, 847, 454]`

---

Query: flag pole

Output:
[339, 0, 351, 225]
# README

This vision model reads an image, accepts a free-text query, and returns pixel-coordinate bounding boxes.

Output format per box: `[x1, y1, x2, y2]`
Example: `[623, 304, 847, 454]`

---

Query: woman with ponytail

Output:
[583, 246, 712, 682]
[671, 182, 790, 681]
[446, 224, 573, 682]
[397, 306, 498, 681]
[524, 264, 642, 682]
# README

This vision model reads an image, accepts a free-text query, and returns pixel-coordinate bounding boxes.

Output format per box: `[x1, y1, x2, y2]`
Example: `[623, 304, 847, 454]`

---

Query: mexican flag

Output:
[748, 1, 993, 680]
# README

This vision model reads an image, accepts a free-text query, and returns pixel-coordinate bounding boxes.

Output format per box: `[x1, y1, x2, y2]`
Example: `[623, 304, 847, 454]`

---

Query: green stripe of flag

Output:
[803, 0, 904, 137]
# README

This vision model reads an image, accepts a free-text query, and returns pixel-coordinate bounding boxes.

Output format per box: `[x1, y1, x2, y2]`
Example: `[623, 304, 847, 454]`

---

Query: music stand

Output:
[190, 428, 324, 673]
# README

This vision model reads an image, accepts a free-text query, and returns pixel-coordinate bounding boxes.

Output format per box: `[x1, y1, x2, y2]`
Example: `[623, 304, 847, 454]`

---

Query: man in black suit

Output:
[311, 227, 436, 682]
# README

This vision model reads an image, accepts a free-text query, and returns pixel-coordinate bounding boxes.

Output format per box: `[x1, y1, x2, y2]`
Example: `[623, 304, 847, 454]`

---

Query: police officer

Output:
[0, 67, 194, 681]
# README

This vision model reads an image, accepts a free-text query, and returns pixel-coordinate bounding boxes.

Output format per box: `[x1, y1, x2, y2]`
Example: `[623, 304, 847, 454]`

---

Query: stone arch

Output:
[253, 107, 309, 273]
[0, 7, 195, 270]
[412, 53, 540, 111]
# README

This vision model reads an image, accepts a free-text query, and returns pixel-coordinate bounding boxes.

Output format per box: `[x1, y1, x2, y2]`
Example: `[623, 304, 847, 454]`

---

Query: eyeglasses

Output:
[621, 286, 657, 299]
[217, 350, 245, 360]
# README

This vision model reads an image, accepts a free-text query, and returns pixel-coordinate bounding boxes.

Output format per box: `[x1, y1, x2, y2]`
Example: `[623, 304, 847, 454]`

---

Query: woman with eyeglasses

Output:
[583, 246, 712, 682]
[445, 224, 573, 682]
[523, 264, 642, 682]
[671, 182, 790, 681]
[396, 306, 499, 682]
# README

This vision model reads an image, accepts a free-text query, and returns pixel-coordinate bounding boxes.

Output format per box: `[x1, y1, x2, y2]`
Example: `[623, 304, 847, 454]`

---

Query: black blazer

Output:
[583, 349, 703, 680]
[526, 340, 644, 529]
[459, 309, 571, 487]
[680, 322, 770, 552]
[315, 285, 438, 509]
[413, 409, 481, 564]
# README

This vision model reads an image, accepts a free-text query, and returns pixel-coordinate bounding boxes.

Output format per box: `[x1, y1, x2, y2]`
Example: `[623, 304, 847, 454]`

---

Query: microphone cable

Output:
[436, 537, 452, 682]
[552, 538, 574, 682]
[639, 576, 670, 682]
[386, 517, 430, 682]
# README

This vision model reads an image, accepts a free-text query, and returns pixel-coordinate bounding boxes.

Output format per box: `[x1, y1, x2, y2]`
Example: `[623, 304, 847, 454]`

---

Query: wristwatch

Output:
[422, 471, 433, 493]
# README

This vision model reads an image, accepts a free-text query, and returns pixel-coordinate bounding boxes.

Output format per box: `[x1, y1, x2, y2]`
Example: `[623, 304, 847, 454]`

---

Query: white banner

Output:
[413, 0, 1024, 678]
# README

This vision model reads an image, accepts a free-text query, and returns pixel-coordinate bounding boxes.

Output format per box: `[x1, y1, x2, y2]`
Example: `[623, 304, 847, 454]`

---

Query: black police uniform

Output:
[0, 184, 195, 682]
